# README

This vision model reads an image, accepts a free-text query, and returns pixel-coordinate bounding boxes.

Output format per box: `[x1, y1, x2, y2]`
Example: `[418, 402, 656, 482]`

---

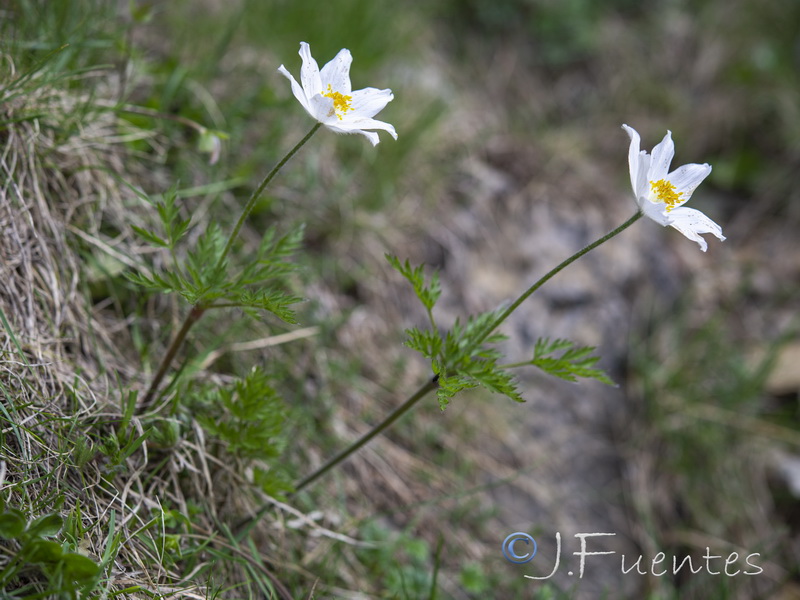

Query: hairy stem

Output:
[140, 304, 205, 408]
[215, 123, 321, 273]
[478, 211, 643, 345]
[295, 376, 439, 492]
[234, 376, 439, 539]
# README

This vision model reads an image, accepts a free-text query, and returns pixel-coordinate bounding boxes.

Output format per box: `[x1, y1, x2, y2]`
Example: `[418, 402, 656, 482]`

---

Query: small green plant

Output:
[96, 425, 151, 477]
[193, 367, 293, 497]
[355, 521, 438, 599]
[195, 367, 288, 460]
[129, 183, 308, 407]
[0, 503, 102, 597]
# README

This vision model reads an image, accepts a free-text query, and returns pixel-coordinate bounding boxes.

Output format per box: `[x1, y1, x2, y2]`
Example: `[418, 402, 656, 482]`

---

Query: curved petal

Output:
[278, 65, 311, 115]
[320, 48, 352, 95]
[667, 163, 712, 207]
[298, 42, 323, 98]
[648, 130, 674, 182]
[622, 124, 650, 202]
[319, 122, 380, 145]
[334, 116, 397, 139]
[622, 124, 641, 194]
[667, 206, 726, 252]
[353, 130, 381, 146]
[323, 119, 396, 146]
[350, 88, 394, 119]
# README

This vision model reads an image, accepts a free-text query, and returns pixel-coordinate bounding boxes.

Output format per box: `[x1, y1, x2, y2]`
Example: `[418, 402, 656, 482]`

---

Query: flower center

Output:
[322, 84, 353, 120]
[650, 179, 683, 212]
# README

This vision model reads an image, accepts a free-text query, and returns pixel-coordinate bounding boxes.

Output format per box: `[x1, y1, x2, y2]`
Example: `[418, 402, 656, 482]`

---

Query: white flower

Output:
[622, 124, 725, 252]
[278, 42, 397, 146]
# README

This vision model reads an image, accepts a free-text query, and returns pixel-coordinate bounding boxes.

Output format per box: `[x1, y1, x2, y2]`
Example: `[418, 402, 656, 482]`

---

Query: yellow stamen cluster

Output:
[650, 179, 683, 212]
[323, 84, 353, 120]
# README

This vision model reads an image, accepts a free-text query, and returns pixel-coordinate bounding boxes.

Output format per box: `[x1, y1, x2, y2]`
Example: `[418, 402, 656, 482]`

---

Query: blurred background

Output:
[2, 0, 799, 597]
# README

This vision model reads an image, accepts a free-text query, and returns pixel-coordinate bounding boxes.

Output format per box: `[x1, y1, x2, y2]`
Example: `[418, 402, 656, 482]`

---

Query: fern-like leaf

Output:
[228, 289, 303, 324]
[386, 254, 441, 312]
[529, 337, 615, 385]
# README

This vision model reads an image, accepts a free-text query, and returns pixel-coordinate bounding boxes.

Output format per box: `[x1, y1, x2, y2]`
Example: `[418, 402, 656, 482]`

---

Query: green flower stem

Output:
[215, 122, 321, 273]
[277, 212, 642, 486]
[236, 211, 643, 534]
[295, 376, 439, 492]
[140, 123, 321, 409]
[477, 211, 643, 345]
[234, 376, 439, 540]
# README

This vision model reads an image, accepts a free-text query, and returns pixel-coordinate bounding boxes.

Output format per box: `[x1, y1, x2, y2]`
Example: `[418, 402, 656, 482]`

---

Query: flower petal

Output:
[640, 196, 671, 226]
[308, 94, 336, 123]
[648, 130, 674, 182]
[667, 163, 712, 207]
[666, 206, 726, 252]
[352, 130, 381, 146]
[278, 65, 312, 115]
[320, 48, 352, 94]
[298, 42, 323, 98]
[349, 88, 394, 118]
[622, 124, 641, 192]
[622, 124, 650, 203]
[328, 116, 397, 142]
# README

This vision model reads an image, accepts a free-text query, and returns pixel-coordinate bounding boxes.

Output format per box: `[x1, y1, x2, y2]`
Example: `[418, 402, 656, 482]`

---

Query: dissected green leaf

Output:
[436, 375, 475, 410]
[124, 269, 188, 296]
[230, 289, 303, 324]
[443, 309, 507, 365]
[234, 224, 305, 287]
[461, 361, 523, 403]
[404, 327, 442, 360]
[528, 337, 614, 385]
[133, 186, 190, 251]
[185, 221, 227, 295]
[400, 301, 521, 407]
[156, 187, 191, 248]
[196, 367, 288, 461]
[386, 254, 441, 313]
[131, 225, 168, 248]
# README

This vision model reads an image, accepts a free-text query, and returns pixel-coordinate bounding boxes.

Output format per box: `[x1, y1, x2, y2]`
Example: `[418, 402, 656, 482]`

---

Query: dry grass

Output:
[0, 57, 317, 599]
